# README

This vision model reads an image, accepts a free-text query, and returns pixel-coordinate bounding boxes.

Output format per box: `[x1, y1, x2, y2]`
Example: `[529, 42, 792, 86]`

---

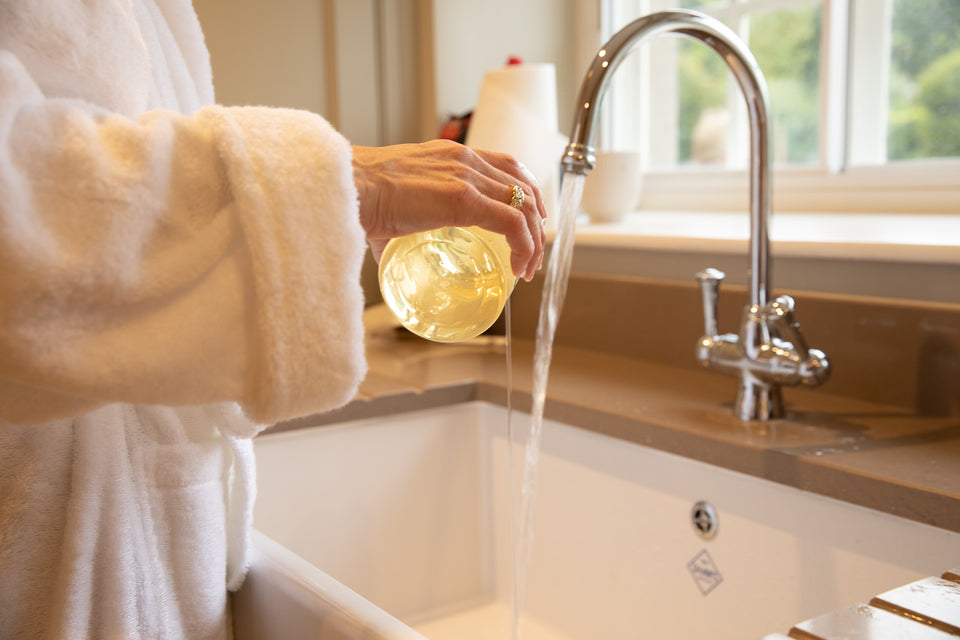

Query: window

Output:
[852, 0, 960, 164]
[586, 0, 960, 213]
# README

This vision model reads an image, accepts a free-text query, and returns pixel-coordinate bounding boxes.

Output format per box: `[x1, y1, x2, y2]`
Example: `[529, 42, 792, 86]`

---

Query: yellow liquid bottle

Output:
[378, 226, 516, 342]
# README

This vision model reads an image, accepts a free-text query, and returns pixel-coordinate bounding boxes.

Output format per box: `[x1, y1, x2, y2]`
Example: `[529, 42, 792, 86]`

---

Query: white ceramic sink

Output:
[240, 401, 959, 639]
[232, 530, 427, 640]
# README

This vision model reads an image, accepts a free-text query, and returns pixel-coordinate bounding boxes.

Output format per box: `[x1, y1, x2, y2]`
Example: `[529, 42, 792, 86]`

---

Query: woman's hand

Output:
[352, 140, 546, 281]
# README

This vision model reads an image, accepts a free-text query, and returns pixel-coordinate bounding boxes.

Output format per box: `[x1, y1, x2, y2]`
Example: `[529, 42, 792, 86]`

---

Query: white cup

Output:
[580, 150, 643, 223]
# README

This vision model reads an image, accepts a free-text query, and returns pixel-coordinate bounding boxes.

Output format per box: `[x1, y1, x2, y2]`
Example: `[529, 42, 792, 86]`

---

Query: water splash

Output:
[510, 174, 585, 640]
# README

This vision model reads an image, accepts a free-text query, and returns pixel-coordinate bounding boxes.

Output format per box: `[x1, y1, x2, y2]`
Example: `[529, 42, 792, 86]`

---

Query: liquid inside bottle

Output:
[378, 226, 516, 343]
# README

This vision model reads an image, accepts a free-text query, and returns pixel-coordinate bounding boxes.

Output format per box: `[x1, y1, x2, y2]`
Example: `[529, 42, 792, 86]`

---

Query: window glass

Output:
[610, 0, 959, 173]
[748, 4, 821, 166]
[655, 1, 823, 169]
[678, 38, 729, 166]
[887, 0, 960, 161]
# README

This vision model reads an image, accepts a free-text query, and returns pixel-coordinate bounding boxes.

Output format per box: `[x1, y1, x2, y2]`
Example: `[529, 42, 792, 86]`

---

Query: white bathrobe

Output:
[0, 1, 367, 638]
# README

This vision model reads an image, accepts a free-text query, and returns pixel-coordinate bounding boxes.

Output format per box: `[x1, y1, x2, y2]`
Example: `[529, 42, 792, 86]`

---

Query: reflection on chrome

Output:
[560, 10, 830, 420]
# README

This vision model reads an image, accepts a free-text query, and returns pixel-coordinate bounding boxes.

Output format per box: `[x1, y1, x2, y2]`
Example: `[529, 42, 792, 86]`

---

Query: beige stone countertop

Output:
[272, 310, 960, 535]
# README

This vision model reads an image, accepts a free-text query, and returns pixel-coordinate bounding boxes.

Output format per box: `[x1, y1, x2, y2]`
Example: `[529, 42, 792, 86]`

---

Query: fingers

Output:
[353, 141, 548, 280]
[466, 148, 547, 280]
[394, 141, 545, 280]
[474, 148, 548, 221]
[457, 172, 542, 281]
[500, 181, 544, 281]
[515, 182, 546, 279]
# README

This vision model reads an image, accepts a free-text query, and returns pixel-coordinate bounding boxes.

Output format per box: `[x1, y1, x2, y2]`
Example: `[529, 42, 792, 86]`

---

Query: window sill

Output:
[570, 210, 960, 264]
[637, 164, 960, 216]
[552, 210, 960, 305]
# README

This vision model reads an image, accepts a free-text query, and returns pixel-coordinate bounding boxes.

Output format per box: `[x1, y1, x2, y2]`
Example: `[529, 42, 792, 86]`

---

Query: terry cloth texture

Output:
[0, 1, 367, 638]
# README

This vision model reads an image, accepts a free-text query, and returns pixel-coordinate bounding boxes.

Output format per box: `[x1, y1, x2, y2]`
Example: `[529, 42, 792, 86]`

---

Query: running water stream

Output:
[509, 174, 586, 640]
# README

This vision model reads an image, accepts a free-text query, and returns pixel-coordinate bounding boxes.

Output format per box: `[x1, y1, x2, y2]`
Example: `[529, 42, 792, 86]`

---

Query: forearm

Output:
[0, 54, 366, 424]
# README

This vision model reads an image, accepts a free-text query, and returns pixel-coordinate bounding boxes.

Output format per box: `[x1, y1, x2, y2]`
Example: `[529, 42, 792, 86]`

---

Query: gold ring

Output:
[509, 184, 525, 210]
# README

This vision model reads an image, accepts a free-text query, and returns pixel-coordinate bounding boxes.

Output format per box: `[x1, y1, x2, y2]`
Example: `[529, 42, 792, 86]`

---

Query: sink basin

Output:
[232, 530, 428, 640]
[244, 401, 959, 639]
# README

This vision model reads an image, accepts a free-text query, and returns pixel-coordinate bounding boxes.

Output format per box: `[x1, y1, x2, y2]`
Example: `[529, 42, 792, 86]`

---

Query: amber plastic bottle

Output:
[378, 226, 515, 342]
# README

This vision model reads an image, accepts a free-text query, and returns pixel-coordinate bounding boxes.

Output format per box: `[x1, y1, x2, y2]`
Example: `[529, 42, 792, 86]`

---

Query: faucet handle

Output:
[696, 268, 725, 336]
[765, 295, 832, 386]
[765, 295, 805, 351]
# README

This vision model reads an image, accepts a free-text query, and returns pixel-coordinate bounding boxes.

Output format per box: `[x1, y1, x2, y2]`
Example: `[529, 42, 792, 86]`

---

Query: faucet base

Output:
[735, 377, 784, 421]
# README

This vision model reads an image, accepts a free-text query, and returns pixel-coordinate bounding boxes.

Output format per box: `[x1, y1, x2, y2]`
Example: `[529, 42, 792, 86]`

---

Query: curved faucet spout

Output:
[563, 10, 830, 421]
[561, 9, 772, 309]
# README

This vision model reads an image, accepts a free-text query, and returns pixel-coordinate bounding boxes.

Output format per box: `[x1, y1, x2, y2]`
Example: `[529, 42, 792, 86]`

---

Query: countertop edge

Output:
[268, 370, 960, 535]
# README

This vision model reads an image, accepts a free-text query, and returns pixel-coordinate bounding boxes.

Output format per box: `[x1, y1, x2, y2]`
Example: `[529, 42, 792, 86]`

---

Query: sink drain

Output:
[691, 501, 719, 539]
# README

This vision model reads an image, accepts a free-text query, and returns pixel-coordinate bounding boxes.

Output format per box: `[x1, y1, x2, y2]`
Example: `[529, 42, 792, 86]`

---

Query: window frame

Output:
[576, 0, 960, 215]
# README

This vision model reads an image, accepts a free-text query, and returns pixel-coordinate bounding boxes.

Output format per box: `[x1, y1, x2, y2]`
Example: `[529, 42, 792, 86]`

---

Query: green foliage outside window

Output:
[675, 3, 821, 166]
[673, 0, 959, 165]
[749, 5, 821, 165]
[888, 0, 960, 160]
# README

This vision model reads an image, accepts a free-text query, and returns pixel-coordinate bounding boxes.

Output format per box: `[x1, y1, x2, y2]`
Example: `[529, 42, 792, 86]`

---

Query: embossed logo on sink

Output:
[688, 549, 724, 596]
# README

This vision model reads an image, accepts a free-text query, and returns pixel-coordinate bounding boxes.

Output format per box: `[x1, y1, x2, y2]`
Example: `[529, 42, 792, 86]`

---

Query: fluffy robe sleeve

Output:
[0, 51, 367, 426]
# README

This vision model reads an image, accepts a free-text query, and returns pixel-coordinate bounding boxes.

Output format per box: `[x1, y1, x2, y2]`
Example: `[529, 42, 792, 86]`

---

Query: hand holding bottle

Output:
[352, 139, 546, 281]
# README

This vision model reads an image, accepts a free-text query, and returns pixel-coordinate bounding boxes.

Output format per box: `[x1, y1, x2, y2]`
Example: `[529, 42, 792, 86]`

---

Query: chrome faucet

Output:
[560, 9, 830, 420]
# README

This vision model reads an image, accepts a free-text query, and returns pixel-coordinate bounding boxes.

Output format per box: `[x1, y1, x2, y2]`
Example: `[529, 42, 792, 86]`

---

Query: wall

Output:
[194, 0, 329, 115]
[194, 0, 423, 146]
[195, 1, 579, 141]
[431, 0, 579, 135]
[509, 273, 960, 417]
[194, 0, 581, 304]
